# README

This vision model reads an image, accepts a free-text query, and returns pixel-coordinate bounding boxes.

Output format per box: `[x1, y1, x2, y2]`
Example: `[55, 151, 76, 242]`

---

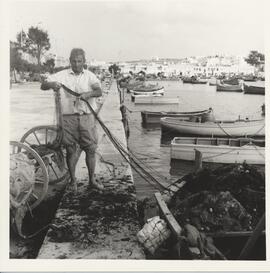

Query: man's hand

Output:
[50, 81, 62, 92]
[79, 93, 89, 100]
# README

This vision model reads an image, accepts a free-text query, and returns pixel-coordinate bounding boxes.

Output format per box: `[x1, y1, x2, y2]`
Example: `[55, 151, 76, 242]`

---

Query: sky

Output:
[9, 0, 266, 62]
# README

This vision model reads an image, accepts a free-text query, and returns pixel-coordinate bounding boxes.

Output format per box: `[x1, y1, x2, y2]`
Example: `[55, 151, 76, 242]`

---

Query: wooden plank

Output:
[239, 213, 265, 259]
[154, 192, 182, 238]
[194, 149, 202, 172]
[207, 230, 265, 238]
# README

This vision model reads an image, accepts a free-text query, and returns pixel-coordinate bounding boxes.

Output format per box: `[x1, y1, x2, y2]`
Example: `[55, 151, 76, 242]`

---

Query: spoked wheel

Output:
[20, 125, 69, 184]
[10, 141, 49, 210]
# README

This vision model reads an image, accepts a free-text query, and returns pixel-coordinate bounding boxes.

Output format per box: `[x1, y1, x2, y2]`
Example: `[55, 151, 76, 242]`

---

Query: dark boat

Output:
[242, 75, 257, 82]
[141, 108, 212, 125]
[221, 78, 239, 85]
[182, 76, 207, 84]
[142, 163, 265, 260]
[131, 84, 164, 93]
[216, 83, 243, 92]
[243, 84, 265, 95]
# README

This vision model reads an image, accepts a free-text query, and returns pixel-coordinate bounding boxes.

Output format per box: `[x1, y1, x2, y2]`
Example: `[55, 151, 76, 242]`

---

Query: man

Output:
[41, 48, 103, 191]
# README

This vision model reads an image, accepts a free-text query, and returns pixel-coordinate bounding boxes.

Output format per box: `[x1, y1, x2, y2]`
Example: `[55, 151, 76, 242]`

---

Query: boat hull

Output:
[182, 80, 207, 84]
[134, 97, 180, 105]
[243, 84, 265, 95]
[141, 109, 212, 124]
[161, 118, 265, 137]
[171, 137, 265, 164]
[216, 84, 243, 92]
[130, 87, 165, 96]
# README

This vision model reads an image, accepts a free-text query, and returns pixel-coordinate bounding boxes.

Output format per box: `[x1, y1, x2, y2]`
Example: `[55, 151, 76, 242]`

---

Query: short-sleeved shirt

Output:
[46, 69, 101, 114]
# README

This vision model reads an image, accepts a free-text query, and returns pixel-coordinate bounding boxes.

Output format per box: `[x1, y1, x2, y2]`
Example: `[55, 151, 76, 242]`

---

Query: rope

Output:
[201, 142, 265, 161]
[216, 122, 232, 137]
[61, 84, 169, 192]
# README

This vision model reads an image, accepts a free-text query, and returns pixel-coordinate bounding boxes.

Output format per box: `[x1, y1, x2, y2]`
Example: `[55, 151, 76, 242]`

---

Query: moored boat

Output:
[131, 92, 163, 102]
[134, 97, 180, 105]
[141, 108, 212, 125]
[170, 137, 265, 164]
[221, 78, 239, 85]
[216, 83, 243, 92]
[182, 76, 208, 84]
[243, 83, 265, 95]
[160, 117, 265, 137]
[131, 83, 163, 92]
[130, 86, 165, 96]
[242, 75, 257, 82]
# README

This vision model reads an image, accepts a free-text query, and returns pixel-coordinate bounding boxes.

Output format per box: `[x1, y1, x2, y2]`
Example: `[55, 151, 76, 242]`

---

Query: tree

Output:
[245, 50, 264, 67]
[10, 42, 23, 71]
[17, 26, 50, 67]
[43, 58, 55, 73]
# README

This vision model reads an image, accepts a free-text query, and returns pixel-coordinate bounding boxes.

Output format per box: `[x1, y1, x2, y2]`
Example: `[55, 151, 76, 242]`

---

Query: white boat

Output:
[134, 97, 180, 105]
[131, 92, 163, 102]
[130, 87, 165, 101]
[161, 117, 265, 137]
[130, 86, 165, 96]
[141, 108, 212, 125]
[170, 137, 265, 164]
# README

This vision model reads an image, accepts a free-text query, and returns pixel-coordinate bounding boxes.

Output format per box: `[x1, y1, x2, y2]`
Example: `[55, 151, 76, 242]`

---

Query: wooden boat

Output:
[141, 108, 212, 125]
[131, 84, 164, 92]
[182, 77, 208, 84]
[243, 83, 265, 95]
[131, 92, 163, 102]
[130, 86, 165, 96]
[160, 117, 265, 137]
[134, 97, 180, 105]
[126, 81, 145, 92]
[221, 78, 239, 85]
[149, 163, 265, 260]
[216, 83, 243, 92]
[242, 75, 257, 82]
[170, 137, 265, 164]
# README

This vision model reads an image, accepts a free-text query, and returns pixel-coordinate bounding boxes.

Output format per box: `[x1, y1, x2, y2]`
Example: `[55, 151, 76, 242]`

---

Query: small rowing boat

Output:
[130, 86, 164, 96]
[141, 108, 212, 125]
[216, 83, 243, 92]
[134, 97, 180, 105]
[160, 117, 265, 137]
[170, 137, 265, 164]
[182, 76, 208, 84]
[221, 78, 239, 85]
[243, 84, 265, 95]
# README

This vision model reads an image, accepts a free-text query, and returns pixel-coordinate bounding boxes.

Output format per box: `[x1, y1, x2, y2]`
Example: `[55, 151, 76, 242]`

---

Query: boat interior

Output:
[173, 137, 265, 147]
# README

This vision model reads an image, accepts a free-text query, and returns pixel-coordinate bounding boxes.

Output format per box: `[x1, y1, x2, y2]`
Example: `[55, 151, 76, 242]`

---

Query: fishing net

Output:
[169, 163, 265, 233]
[10, 153, 35, 209]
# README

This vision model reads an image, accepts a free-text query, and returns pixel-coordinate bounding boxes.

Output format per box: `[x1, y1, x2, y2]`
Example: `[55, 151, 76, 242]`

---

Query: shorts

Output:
[62, 114, 98, 153]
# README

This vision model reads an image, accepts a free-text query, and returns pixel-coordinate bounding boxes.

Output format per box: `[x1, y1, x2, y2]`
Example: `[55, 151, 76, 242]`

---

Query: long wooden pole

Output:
[194, 149, 202, 172]
[238, 213, 265, 260]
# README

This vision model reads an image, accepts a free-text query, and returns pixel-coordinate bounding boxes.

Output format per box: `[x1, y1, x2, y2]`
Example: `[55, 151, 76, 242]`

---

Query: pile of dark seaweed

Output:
[169, 163, 265, 233]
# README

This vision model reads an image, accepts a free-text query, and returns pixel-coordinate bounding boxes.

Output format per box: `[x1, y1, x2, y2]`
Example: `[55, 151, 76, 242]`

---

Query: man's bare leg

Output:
[85, 149, 104, 190]
[66, 145, 78, 190]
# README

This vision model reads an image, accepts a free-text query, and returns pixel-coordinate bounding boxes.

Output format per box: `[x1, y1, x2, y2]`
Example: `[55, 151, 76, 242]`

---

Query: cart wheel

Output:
[20, 125, 58, 147]
[20, 125, 69, 184]
[10, 141, 49, 210]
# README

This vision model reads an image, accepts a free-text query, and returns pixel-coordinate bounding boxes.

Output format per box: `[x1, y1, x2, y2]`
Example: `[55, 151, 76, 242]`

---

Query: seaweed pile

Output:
[169, 163, 265, 233]
[47, 176, 139, 248]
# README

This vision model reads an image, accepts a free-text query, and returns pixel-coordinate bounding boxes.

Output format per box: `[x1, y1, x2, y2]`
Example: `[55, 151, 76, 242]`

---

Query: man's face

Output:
[70, 55, 85, 74]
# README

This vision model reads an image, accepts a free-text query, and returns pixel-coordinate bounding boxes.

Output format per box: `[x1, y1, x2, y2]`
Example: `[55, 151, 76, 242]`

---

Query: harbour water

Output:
[125, 80, 265, 199]
[10, 81, 265, 200]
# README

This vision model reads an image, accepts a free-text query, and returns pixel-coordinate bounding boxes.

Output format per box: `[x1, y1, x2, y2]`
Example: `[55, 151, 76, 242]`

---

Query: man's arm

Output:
[80, 83, 102, 100]
[41, 81, 62, 91]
